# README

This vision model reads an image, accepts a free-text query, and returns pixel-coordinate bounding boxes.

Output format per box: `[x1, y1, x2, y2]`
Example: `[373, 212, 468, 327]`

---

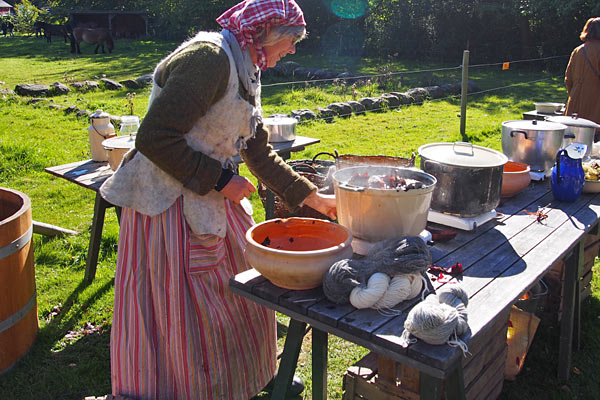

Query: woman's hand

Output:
[303, 191, 337, 220]
[220, 175, 256, 204]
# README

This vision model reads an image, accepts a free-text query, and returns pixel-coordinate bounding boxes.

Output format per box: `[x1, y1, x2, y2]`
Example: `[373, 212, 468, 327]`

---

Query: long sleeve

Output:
[241, 125, 316, 211]
[135, 42, 230, 195]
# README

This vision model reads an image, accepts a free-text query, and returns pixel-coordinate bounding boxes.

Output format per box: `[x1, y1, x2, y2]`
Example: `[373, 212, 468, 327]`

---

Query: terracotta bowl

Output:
[245, 218, 353, 290]
[501, 161, 531, 198]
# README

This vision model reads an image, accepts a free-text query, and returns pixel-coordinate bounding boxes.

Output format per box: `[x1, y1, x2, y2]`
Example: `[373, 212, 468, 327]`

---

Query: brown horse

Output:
[70, 27, 114, 54]
[35, 21, 69, 43]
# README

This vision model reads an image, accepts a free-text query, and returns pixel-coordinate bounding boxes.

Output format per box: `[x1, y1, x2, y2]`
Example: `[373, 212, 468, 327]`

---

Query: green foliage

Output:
[12, 0, 42, 34]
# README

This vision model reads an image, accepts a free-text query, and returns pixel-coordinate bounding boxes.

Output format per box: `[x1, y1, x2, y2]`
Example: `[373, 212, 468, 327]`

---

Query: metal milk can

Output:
[551, 143, 587, 202]
[88, 109, 116, 161]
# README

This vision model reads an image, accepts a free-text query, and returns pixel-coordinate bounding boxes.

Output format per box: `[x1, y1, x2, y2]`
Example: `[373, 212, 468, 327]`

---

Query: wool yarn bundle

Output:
[323, 236, 431, 307]
[349, 272, 425, 310]
[399, 285, 470, 354]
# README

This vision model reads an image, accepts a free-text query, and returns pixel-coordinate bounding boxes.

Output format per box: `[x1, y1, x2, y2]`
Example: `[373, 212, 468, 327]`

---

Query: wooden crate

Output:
[541, 228, 599, 321]
[343, 309, 509, 400]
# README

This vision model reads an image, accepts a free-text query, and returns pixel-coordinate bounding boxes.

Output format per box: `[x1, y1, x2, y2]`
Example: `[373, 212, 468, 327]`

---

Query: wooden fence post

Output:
[460, 50, 470, 136]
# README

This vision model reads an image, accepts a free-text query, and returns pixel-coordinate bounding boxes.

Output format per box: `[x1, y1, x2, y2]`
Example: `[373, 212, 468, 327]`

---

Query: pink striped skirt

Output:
[111, 197, 276, 399]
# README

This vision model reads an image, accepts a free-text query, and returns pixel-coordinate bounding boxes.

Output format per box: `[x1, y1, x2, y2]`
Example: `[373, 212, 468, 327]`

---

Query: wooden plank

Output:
[462, 321, 508, 386]
[251, 279, 292, 305]
[346, 351, 378, 380]
[33, 220, 78, 236]
[376, 355, 398, 392]
[308, 298, 357, 327]
[45, 160, 112, 192]
[279, 287, 326, 315]
[465, 344, 507, 400]
[229, 268, 266, 293]
[399, 362, 420, 393]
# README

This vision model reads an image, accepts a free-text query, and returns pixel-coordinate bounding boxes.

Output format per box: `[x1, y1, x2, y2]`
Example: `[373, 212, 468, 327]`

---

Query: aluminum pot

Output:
[501, 119, 570, 172]
[263, 116, 297, 142]
[418, 142, 508, 217]
[102, 135, 135, 171]
[332, 166, 436, 242]
[546, 114, 600, 158]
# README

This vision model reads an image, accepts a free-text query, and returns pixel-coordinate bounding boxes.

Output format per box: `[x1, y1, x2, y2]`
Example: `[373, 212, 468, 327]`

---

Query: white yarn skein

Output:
[373, 274, 412, 309]
[350, 273, 390, 309]
[407, 273, 425, 299]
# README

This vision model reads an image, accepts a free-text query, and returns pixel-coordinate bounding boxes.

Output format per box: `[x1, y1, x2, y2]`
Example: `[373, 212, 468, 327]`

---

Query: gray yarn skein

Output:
[367, 236, 432, 276]
[403, 285, 469, 345]
[323, 236, 432, 305]
[322, 258, 371, 304]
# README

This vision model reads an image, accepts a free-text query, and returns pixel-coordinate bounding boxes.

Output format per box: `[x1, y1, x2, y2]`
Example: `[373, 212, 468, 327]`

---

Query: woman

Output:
[100, 1, 335, 398]
[565, 17, 600, 125]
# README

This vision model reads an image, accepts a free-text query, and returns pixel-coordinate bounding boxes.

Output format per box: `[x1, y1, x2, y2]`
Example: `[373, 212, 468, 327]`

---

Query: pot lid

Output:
[263, 116, 298, 126]
[418, 142, 508, 168]
[534, 102, 564, 107]
[502, 119, 567, 131]
[90, 109, 110, 119]
[546, 114, 600, 129]
[102, 135, 135, 149]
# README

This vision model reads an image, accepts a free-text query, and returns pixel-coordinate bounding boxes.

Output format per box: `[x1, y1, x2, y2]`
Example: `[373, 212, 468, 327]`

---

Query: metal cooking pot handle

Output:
[292, 163, 319, 174]
[564, 133, 576, 139]
[452, 142, 474, 156]
[422, 159, 442, 170]
[312, 152, 337, 162]
[509, 130, 531, 140]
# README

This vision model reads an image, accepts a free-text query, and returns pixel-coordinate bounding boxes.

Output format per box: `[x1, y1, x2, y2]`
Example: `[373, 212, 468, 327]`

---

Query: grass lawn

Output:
[0, 35, 598, 399]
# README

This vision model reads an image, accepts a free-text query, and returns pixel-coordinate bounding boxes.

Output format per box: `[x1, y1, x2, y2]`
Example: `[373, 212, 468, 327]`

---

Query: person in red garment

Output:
[100, 1, 336, 398]
[565, 17, 600, 127]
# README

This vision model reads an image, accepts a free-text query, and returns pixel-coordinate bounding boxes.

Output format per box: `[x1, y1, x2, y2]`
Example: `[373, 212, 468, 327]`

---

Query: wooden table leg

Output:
[272, 319, 306, 400]
[312, 328, 328, 400]
[443, 361, 466, 400]
[419, 373, 444, 400]
[558, 240, 583, 381]
[114, 206, 122, 224]
[84, 193, 110, 283]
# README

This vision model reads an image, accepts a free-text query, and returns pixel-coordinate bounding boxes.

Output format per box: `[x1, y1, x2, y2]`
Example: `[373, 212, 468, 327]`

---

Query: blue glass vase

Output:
[551, 144, 586, 202]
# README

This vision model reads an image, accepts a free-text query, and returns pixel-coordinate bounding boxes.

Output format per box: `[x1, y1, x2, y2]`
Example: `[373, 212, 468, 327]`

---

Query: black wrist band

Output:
[215, 168, 234, 192]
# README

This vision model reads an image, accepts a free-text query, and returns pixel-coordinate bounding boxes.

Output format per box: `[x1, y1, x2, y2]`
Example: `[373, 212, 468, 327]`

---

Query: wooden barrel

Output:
[0, 187, 37, 374]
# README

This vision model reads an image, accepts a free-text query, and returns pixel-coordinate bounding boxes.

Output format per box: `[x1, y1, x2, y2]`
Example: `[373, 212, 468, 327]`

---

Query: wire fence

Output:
[255, 52, 571, 154]
[258, 53, 569, 130]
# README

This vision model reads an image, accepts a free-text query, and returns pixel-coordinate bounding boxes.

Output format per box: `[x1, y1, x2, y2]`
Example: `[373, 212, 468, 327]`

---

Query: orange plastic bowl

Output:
[501, 161, 531, 198]
[245, 218, 353, 290]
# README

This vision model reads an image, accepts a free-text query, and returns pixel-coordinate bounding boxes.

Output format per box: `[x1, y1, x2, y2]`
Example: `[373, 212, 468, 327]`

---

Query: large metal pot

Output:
[418, 142, 508, 217]
[332, 166, 436, 242]
[263, 116, 297, 142]
[546, 114, 600, 158]
[501, 119, 570, 172]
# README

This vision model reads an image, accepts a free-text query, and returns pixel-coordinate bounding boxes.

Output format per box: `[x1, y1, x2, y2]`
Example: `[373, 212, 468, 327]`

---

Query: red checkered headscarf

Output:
[216, 0, 306, 70]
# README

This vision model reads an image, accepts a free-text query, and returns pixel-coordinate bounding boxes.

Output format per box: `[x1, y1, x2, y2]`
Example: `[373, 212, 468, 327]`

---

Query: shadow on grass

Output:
[0, 276, 115, 399]
[500, 295, 600, 399]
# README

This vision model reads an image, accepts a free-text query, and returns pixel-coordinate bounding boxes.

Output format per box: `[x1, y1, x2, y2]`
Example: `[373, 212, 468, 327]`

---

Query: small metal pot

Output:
[418, 142, 508, 217]
[102, 135, 135, 171]
[546, 114, 600, 158]
[501, 119, 570, 172]
[263, 116, 297, 142]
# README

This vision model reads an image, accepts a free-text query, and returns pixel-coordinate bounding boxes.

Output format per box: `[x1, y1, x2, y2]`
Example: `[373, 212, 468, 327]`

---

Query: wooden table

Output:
[230, 180, 600, 399]
[45, 135, 320, 283]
